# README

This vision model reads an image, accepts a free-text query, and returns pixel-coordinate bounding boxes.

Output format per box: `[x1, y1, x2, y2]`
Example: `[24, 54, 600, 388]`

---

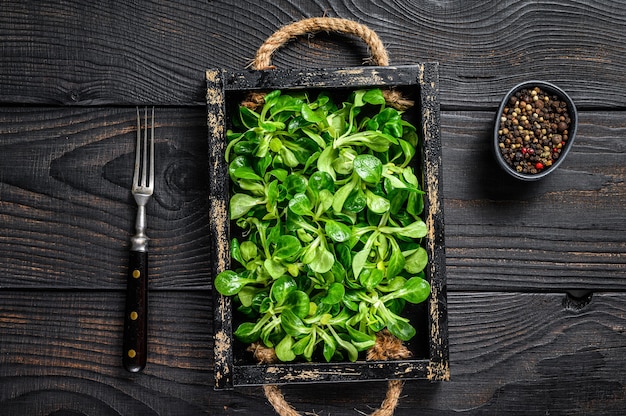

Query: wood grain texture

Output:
[0, 0, 625, 107]
[6, 291, 623, 415]
[0, 291, 212, 416]
[441, 110, 626, 291]
[0, 107, 211, 289]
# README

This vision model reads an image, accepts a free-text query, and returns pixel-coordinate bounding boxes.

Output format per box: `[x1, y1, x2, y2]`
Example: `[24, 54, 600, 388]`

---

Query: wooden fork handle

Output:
[123, 250, 148, 372]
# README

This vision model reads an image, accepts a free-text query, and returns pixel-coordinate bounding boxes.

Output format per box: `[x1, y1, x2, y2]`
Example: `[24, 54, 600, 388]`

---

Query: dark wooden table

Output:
[1, 1, 625, 415]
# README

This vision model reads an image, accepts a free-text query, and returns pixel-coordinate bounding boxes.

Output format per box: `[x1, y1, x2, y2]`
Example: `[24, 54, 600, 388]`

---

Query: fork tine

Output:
[134, 107, 142, 188]
[141, 107, 149, 188]
[133, 107, 155, 190]
[149, 107, 155, 189]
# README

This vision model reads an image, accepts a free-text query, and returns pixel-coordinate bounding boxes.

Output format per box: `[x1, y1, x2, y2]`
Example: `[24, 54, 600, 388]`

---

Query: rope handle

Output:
[244, 17, 413, 111]
[252, 17, 390, 70]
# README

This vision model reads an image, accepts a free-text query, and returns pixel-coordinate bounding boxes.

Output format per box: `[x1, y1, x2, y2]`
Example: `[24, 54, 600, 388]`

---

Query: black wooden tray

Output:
[206, 64, 448, 388]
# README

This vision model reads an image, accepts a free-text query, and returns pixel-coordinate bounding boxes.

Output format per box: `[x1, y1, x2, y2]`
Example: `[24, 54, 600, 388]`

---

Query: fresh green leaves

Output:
[353, 154, 383, 184]
[214, 270, 255, 296]
[216, 88, 431, 363]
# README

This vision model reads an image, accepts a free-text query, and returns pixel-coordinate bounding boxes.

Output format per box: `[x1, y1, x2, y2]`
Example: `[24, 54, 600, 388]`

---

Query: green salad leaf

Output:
[215, 88, 431, 363]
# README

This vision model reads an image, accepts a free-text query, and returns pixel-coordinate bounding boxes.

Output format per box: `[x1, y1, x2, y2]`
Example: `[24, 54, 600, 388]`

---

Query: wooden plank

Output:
[2, 291, 625, 415]
[441, 110, 626, 291]
[0, 107, 212, 289]
[224, 66, 424, 90]
[205, 69, 233, 390]
[0, 291, 212, 416]
[0, 0, 624, 107]
[0, 108, 623, 291]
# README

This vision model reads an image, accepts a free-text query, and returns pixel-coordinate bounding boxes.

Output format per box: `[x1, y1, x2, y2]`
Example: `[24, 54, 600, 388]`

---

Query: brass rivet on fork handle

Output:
[123, 107, 155, 372]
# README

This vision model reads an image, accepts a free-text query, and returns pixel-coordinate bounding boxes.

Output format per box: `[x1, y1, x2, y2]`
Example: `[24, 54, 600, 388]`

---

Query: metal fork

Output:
[123, 107, 155, 372]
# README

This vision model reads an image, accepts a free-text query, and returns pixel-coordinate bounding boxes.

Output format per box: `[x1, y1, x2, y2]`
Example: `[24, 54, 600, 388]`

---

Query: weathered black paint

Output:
[208, 64, 448, 389]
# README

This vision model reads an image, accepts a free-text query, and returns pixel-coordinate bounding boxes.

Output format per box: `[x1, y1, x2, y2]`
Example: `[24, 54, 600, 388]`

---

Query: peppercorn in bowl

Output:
[493, 81, 578, 180]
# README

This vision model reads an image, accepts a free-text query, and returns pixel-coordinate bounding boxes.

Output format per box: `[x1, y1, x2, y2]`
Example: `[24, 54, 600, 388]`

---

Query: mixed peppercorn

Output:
[497, 86, 572, 174]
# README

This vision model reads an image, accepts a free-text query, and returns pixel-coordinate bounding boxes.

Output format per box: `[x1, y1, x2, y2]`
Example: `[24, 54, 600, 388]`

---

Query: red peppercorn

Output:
[535, 162, 544, 170]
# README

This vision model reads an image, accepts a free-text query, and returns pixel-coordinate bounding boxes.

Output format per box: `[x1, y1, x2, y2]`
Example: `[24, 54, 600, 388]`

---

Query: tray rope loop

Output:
[250, 329, 411, 416]
[244, 16, 413, 111]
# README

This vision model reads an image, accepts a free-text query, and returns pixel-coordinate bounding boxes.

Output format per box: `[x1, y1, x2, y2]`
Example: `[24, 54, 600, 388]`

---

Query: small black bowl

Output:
[493, 81, 578, 181]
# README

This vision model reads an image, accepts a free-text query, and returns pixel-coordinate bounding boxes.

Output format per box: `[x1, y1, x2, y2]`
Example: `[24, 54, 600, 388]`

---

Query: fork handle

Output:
[123, 250, 148, 372]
